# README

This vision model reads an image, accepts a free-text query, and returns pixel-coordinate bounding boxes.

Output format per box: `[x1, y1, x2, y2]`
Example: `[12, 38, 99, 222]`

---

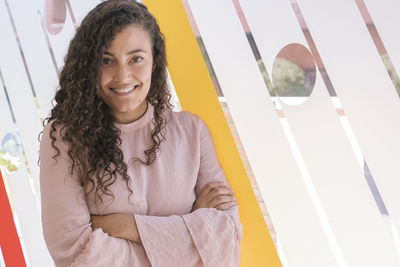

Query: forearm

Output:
[120, 214, 142, 244]
[90, 213, 142, 244]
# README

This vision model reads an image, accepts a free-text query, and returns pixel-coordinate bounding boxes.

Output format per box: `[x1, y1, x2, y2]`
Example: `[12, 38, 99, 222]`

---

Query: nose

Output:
[114, 64, 132, 83]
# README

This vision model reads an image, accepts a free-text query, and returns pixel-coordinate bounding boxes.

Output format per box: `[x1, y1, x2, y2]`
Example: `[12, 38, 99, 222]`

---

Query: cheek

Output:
[100, 69, 112, 87]
[136, 63, 153, 81]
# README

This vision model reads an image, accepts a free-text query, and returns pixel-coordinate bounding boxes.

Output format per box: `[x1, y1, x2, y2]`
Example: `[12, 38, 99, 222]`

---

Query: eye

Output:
[131, 56, 143, 63]
[102, 57, 113, 65]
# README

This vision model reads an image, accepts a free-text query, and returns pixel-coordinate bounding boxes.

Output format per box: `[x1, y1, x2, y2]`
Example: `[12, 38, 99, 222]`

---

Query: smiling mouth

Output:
[110, 85, 139, 93]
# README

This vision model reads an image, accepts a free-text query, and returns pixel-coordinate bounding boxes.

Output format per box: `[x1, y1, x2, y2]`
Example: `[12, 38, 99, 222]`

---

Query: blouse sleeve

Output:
[134, 115, 242, 267]
[40, 124, 150, 267]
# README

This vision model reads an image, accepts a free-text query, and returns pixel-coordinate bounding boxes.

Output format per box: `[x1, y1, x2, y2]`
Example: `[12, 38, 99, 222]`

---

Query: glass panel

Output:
[187, 0, 338, 266]
[296, 2, 400, 263]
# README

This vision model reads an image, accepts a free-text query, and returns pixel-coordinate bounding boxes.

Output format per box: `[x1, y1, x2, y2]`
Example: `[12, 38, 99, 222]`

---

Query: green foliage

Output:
[381, 54, 400, 96]
[0, 135, 21, 173]
[257, 60, 275, 96]
[272, 58, 313, 97]
[0, 150, 19, 173]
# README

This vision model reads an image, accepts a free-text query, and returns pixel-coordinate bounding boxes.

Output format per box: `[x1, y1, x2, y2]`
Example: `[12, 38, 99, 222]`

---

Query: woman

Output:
[39, 1, 242, 266]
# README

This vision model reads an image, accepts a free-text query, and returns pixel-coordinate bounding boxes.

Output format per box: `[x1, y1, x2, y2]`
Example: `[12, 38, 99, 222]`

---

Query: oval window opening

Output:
[43, 0, 66, 35]
[272, 43, 316, 105]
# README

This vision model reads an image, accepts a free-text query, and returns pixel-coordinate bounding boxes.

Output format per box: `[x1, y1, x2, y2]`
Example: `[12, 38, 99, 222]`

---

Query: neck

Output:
[114, 101, 148, 124]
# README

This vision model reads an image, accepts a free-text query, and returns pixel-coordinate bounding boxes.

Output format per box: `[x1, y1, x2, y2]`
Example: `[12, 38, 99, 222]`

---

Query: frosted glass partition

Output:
[6, 0, 58, 119]
[188, 0, 400, 266]
[296, 0, 400, 253]
[69, 0, 100, 24]
[236, 0, 399, 266]
[363, 0, 400, 84]
[0, 53, 53, 267]
[188, 0, 339, 266]
[0, 0, 43, 205]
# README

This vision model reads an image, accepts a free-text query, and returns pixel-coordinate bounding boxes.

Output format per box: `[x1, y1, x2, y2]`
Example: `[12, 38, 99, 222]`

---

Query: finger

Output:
[198, 182, 229, 198]
[207, 186, 235, 199]
[199, 186, 234, 208]
[215, 202, 236, 211]
[194, 182, 234, 211]
[208, 195, 236, 208]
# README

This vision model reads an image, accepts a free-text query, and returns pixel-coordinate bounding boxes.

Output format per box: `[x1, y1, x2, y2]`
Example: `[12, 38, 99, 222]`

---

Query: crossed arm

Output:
[90, 181, 237, 244]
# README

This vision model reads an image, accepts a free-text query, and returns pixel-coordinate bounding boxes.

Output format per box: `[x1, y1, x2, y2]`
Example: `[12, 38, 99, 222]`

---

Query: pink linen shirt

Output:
[39, 104, 242, 267]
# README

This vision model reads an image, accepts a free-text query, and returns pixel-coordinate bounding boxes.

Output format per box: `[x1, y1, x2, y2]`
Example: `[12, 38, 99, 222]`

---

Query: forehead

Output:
[106, 25, 152, 53]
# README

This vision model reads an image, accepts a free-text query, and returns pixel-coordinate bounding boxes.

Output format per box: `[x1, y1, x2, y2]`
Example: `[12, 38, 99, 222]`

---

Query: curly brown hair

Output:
[43, 0, 172, 204]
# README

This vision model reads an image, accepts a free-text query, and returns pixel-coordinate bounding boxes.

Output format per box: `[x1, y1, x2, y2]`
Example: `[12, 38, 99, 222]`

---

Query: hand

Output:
[90, 213, 141, 243]
[192, 182, 237, 212]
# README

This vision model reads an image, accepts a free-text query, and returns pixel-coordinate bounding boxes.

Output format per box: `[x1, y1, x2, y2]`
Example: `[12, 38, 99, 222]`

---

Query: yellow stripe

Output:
[143, 0, 282, 266]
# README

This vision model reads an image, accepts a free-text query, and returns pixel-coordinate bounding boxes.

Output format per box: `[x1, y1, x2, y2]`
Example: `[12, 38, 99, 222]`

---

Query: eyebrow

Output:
[103, 49, 146, 56]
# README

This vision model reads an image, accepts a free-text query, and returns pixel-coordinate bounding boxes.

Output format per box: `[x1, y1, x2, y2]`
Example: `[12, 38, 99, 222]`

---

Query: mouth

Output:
[110, 85, 139, 95]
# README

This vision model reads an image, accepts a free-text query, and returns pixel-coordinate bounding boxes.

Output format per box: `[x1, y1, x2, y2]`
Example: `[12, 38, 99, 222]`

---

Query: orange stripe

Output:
[143, 1, 281, 266]
[0, 170, 26, 266]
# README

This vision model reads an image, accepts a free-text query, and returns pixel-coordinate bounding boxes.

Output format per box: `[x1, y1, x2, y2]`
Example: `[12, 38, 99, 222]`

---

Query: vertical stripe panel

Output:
[143, 0, 282, 266]
[0, 72, 53, 267]
[7, 0, 59, 119]
[45, 6, 75, 69]
[187, 0, 338, 266]
[69, 0, 100, 24]
[363, 0, 400, 81]
[239, 0, 400, 266]
[296, 0, 400, 250]
[0, 0, 42, 207]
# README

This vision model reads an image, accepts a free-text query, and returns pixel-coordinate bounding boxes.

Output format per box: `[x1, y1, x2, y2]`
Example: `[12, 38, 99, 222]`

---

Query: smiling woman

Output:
[39, 0, 242, 266]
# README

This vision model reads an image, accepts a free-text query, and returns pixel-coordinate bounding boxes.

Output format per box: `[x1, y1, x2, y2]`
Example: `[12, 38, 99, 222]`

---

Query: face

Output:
[98, 25, 153, 124]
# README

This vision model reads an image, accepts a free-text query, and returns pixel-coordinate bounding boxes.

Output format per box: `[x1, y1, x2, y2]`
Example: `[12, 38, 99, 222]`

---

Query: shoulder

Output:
[41, 120, 56, 143]
[162, 109, 210, 143]
[165, 109, 211, 144]
[40, 120, 70, 159]
[41, 120, 66, 144]
[167, 109, 205, 131]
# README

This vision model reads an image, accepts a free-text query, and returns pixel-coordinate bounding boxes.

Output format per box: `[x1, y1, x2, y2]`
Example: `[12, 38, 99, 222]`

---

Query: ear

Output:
[152, 63, 156, 72]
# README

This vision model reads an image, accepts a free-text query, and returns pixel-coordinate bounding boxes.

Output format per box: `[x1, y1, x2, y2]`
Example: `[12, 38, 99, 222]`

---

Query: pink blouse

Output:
[39, 104, 242, 267]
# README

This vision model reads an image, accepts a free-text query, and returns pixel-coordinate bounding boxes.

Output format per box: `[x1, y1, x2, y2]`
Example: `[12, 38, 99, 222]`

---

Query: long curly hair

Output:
[43, 0, 172, 204]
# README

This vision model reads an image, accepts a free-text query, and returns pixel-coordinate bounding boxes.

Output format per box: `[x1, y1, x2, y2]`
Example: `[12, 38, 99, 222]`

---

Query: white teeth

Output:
[112, 86, 136, 93]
